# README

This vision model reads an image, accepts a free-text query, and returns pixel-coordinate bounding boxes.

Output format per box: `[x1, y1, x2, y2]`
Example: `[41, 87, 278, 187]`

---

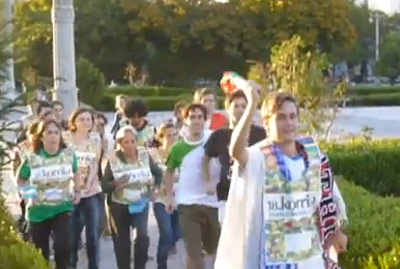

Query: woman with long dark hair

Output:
[17, 119, 80, 269]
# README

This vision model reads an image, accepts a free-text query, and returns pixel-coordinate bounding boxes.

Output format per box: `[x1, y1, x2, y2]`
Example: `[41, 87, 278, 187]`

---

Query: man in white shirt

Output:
[164, 103, 220, 269]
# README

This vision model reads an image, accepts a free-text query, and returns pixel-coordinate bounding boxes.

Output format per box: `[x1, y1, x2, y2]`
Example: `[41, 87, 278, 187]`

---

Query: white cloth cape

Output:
[215, 145, 347, 269]
[215, 146, 265, 269]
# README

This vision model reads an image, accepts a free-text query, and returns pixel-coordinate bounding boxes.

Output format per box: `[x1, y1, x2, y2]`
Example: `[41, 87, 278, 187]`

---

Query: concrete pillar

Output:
[51, 0, 78, 118]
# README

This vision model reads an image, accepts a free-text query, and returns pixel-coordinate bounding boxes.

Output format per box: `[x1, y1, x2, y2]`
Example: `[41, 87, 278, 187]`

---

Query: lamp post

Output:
[374, 12, 380, 62]
[51, 0, 78, 118]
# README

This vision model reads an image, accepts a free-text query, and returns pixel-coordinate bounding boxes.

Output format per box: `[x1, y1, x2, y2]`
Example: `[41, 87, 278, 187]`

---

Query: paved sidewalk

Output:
[77, 207, 187, 269]
[1, 169, 187, 269]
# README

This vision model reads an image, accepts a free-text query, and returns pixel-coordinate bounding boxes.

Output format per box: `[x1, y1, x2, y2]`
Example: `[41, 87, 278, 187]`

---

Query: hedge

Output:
[107, 85, 194, 97]
[338, 178, 400, 269]
[324, 138, 400, 196]
[99, 92, 225, 111]
[105, 85, 400, 109]
[76, 57, 107, 108]
[0, 197, 50, 269]
[99, 92, 400, 111]
[110, 85, 400, 99]
[99, 94, 189, 111]
[347, 93, 400, 106]
[325, 139, 400, 268]
[107, 85, 226, 97]
[23, 85, 400, 109]
[349, 86, 400, 96]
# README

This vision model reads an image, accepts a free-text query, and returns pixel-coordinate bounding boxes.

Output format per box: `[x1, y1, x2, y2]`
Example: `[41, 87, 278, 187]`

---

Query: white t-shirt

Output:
[282, 155, 306, 182]
[177, 145, 219, 208]
[168, 131, 219, 208]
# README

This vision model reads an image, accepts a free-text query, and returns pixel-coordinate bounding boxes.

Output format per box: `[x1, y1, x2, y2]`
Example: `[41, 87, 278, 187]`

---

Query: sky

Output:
[357, 0, 399, 14]
[214, 0, 399, 14]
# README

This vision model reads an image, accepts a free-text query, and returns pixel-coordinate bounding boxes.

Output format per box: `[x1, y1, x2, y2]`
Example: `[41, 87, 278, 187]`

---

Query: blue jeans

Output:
[153, 202, 182, 269]
[109, 201, 150, 269]
[70, 193, 102, 269]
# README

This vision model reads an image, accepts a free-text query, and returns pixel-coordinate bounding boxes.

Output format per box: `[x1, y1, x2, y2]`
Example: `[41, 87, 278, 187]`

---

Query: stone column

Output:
[1, 0, 16, 99]
[51, 0, 78, 118]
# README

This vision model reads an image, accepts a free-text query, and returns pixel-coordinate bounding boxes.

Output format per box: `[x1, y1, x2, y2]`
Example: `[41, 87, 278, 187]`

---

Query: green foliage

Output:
[329, 1, 372, 66]
[14, 0, 356, 85]
[327, 139, 400, 268]
[73, 0, 138, 81]
[99, 91, 224, 111]
[338, 178, 400, 269]
[347, 93, 400, 106]
[378, 32, 400, 82]
[109, 85, 194, 97]
[269, 36, 329, 102]
[0, 47, 10, 84]
[0, 21, 50, 265]
[99, 95, 178, 111]
[76, 58, 106, 108]
[13, 0, 52, 80]
[248, 35, 347, 136]
[349, 86, 400, 95]
[0, 197, 50, 269]
[0, 0, 12, 84]
[345, 86, 400, 106]
[324, 138, 400, 196]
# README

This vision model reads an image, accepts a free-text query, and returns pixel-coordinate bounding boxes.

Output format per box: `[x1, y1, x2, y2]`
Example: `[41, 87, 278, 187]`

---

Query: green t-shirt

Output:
[18, 148, 78, 223]
[166, 141, 196, 170]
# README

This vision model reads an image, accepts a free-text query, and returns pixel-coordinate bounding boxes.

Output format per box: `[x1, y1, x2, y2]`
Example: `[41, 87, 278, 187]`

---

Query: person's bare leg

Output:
[187, 256, 205, 269]
[204, 253, 216, 269]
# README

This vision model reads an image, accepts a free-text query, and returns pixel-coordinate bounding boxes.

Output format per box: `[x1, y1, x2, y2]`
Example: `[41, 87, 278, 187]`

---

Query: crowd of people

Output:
[11, 81, 349, 269]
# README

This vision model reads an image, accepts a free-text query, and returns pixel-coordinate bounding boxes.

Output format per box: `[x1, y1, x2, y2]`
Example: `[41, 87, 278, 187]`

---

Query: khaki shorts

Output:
[178, 204, 221, 259]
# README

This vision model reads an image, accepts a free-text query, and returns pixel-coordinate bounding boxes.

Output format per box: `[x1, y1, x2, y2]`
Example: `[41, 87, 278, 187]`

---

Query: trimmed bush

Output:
[105, 85, 400, 108]
[347, 93, 400, 106]
[76, 57, 107, 108]
[98, 92, 225, 111]
[345, 86, 400, 106]
[99, 95, 183, 111]
[338, 178, 400, 269]
[107, 85, 226, 97]
[107, 85, 194, 97]
[349, 86, 400, 95]
[324, 138, 400, 196]
[325, 139, 400, 268]
[0, 198, 50, 269]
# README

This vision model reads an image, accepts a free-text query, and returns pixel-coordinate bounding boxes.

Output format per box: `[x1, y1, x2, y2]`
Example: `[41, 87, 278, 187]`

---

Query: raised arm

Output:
[229, 82, 260, 168]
